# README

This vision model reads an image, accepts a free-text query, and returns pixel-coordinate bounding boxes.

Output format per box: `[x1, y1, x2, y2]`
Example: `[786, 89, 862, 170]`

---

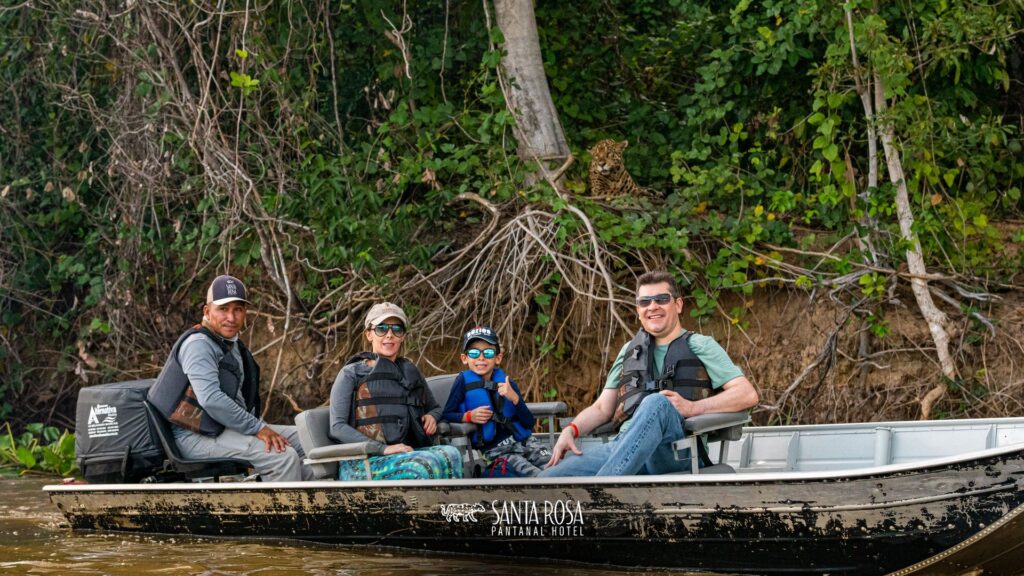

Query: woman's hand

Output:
[421, 414, 437, 435]
[383, 443, 413, 455]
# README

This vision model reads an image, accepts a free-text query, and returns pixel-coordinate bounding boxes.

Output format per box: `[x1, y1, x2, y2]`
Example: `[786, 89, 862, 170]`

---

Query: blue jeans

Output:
[538, 394, 689, 477]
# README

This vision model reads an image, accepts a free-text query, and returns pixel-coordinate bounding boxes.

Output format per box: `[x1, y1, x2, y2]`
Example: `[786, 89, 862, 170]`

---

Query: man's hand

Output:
[421, 414, 438, 436]
[255, 426, 291, 453]
[383, 443, 413, 455]
[659, 390, 702, 418]
[467, 406, 493, 424]
[545, 428, 583, 468]
[496, 380, 519, 405]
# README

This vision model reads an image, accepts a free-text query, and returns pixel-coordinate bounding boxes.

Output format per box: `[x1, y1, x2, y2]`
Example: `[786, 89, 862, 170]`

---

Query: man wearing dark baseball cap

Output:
[148, 274, 313, 481]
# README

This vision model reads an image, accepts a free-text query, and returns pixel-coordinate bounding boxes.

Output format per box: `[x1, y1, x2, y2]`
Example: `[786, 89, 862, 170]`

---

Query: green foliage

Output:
[0, 0, 1021, 422]
[0, 423, 77, 477]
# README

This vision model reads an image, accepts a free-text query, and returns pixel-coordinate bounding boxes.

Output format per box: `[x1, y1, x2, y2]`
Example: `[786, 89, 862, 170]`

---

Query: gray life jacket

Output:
[147, 325, 261, 437]
[348, 353, 433, 448]
[613, 329, 713, 427]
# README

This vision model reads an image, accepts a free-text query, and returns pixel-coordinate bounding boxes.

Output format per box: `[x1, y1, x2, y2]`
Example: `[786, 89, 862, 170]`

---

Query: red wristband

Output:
[567, 422, 580, 438]
[464, 411, 473, 423]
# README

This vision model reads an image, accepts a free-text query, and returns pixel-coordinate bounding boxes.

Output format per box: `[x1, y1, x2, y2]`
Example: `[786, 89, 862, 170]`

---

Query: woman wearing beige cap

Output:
[328, 302, 462, 480]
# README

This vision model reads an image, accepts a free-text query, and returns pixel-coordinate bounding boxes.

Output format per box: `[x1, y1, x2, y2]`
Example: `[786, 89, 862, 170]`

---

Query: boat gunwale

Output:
[43, 440, 1024, 493]
[731, 415, 1024, 433]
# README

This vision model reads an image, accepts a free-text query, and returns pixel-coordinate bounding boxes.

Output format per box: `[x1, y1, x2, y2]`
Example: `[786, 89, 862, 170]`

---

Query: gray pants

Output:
[483, 435, 553, 477]
[174, 424, 314, 482]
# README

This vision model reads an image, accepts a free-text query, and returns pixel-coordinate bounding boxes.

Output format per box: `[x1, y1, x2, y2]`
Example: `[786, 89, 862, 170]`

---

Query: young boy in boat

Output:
[442, 326, 552, 477]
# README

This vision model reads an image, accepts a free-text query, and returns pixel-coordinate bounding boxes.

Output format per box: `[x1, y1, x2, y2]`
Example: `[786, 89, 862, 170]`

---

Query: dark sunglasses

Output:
[372, 323, 406, 337]
[465, 348, 497, 359]
[636, 293, 674, 308]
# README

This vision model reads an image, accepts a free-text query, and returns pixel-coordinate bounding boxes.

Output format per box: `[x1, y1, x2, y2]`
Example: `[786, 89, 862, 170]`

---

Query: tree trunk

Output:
[873, 76, 957, 418]
[845, 8, 957, 419]
[492, 0, 571, 185]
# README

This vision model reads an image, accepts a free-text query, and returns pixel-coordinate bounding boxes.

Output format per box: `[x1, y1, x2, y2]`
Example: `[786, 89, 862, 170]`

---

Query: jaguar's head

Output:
[588, 139, 629, 176]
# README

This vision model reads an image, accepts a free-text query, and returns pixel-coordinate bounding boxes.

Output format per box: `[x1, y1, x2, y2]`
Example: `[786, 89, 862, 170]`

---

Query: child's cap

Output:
[462, 326, 500, 352]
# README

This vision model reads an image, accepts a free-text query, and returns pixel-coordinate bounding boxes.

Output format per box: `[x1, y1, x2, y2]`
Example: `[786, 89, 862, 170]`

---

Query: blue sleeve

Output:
[510, 380, 535, 430]
[179, 335, 264, 436]
[441, 373, 468, 423]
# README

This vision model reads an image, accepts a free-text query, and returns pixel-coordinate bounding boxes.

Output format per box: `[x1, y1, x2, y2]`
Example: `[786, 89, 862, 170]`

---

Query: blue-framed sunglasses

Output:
[372, 323, 406, 337]
[636, 293, 674, 308]
[465, 348, 497, 359]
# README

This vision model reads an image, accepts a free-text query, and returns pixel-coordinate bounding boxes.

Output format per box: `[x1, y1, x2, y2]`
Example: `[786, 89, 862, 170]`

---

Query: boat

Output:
[46, 414, 1024, 575]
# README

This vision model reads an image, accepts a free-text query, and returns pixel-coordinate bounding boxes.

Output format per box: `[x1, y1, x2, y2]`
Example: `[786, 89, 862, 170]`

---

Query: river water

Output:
[0, 476, 703, 576]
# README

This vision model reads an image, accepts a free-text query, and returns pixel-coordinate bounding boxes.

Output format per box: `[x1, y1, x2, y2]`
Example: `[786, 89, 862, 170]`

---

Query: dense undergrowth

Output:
[1, 1, 1022, 433]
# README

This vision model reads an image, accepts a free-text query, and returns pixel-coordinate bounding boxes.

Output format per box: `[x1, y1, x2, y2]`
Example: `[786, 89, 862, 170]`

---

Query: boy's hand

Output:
[497, 380, 519, 405]
[383, 443, 413, 455]
[467, 406, 493, 424]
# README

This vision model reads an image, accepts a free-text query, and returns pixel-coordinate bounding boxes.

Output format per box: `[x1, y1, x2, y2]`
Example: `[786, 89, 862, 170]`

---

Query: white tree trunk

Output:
[492, 0, 570, 183]
[845, 8, 956, 419]
[873, 78, 957, 418]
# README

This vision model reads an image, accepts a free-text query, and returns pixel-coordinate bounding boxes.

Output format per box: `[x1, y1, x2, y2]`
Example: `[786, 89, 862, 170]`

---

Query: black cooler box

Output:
[75, 379, 165, 483]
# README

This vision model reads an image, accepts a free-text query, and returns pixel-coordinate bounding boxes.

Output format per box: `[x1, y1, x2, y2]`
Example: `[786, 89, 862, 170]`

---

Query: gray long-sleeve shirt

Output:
[174, 332, 265, 436]
[329, 357, 442, 452]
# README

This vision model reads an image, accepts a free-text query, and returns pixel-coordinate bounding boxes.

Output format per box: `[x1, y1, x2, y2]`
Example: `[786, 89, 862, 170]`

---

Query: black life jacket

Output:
[147, 325, 261, 437]
[613, 329, 713, 427]
[348, 353, 433, 448]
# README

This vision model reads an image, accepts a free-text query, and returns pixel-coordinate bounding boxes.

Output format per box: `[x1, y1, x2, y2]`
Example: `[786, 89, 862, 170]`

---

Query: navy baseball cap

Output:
[462, 326, 500, 351]
[206, 275, 249, 306]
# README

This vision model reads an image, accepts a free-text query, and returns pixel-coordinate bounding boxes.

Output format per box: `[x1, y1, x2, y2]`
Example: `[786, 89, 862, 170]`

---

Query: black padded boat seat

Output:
[294, 406, 380, 480]
[142, 400, 252, 482]
[673, 411, 750, 474]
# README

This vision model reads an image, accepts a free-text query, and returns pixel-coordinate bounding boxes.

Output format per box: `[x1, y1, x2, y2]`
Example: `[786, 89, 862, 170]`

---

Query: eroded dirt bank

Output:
[246, 288, 1023, 427]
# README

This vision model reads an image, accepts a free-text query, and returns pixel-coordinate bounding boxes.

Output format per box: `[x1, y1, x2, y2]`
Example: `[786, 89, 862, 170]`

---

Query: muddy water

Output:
[0, 477, 706, 576]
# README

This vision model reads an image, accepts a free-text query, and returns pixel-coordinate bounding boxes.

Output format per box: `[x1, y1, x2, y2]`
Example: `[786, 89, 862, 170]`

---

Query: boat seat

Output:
[142, 400, 253, 482]
[672, 411, 750, 474]
[294, 406, 379, 480]
[565, 410, 750, 474]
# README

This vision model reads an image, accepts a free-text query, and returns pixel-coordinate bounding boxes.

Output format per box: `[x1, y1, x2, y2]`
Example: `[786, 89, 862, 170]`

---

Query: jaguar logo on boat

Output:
[86, 404, 120, 438]
[440, 503, 486, 522]
[490, 499, 585, 537]
[439, 500, 586, 536]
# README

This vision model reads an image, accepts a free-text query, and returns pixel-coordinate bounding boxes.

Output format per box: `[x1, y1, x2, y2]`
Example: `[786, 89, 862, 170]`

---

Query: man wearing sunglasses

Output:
[148, 274, 313, 481]
[540, 270, 759, 477]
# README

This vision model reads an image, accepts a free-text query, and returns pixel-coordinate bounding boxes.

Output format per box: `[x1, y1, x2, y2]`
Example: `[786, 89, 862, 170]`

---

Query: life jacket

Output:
[147, 325, 261, 437]
[348, 353, 433, 448]
[613, 329, 713, 428]
[459, 368, 531, 447]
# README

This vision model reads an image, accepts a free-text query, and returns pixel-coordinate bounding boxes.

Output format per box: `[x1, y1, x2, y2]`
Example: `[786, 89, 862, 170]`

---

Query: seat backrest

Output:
[425, 373, 458, 407]
[143, 400, 182, 461]
[294, 406, 337, 479]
